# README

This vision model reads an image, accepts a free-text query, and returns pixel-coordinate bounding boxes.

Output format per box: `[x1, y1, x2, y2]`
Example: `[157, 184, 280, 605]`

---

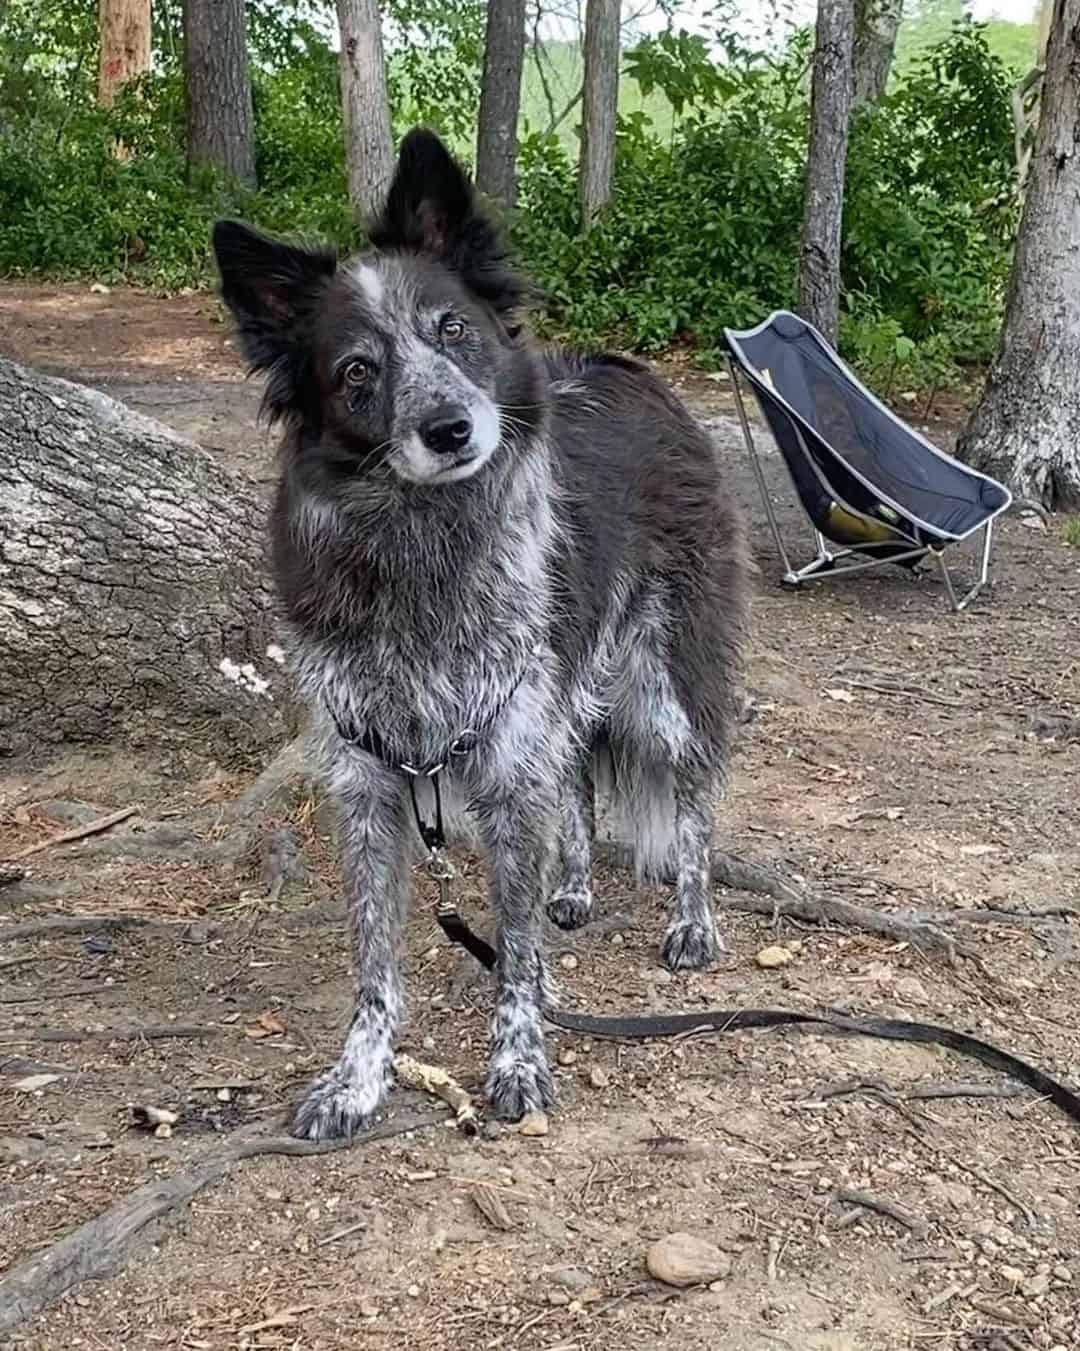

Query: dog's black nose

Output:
[419, 406, 473, 456]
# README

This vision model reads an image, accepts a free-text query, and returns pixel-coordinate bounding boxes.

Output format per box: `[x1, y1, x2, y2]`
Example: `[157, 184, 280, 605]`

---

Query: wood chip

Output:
[470, 1182, 515, 1231]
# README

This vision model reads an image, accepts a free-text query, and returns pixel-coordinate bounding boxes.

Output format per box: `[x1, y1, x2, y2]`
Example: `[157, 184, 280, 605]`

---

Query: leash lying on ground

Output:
[434, 902, 1080, 1129]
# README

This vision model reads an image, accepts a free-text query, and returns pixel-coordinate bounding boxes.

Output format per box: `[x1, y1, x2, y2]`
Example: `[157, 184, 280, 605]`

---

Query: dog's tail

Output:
[593, 741, 677, 884]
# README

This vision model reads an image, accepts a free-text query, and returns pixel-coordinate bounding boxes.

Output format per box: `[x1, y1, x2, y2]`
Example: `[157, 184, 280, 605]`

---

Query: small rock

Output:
[549, 1266, 592, 1291]
[422, 1035, 436, 1052]
[407, 1284, 420, 1298]
[547, 1290, 570, 1307]
[89, 282, 111, 295]
[559, 953, 579, 972]
[1020, 511, 1047, 531]
[216, 1087, 232, 1103]
[517, 1111, 549, 1137]
[1023, 1272, 1050, 1298]
[153, 1122, 173, 1140]
[557, 1048, 577, 1067]
[1000, 1264, 1025, 1286]
[1053, 1264, 1072, 1283]
[588, 1066, 609, 1090]
[895, 975, 930, 1005]
[360, 1301, 378, 1318]
[264, 1188, 284, 1202]
[755, 945, 793, 969]
[646, 1232, 732, 1287]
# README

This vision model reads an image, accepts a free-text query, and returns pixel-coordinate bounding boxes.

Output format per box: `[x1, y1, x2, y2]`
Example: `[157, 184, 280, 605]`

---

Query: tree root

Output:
[0, 1109, 446, 1337]
[594, 841, 977, 963]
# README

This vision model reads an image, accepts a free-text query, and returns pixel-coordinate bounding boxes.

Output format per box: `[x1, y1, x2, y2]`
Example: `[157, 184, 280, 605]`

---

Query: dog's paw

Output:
[661, 918, 721, 972]
[485, 1052, 556, 1122]
[546, 887, 594, 931]
[291, 1060, 392, 1142]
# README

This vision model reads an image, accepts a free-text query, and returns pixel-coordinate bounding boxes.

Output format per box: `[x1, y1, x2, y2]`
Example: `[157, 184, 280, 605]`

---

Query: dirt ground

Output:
[1, 283, 1079, 1351]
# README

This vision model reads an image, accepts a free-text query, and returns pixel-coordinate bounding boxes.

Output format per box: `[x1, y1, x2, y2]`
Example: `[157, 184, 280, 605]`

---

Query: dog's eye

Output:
[441, 317, 467, 344]
[343, 360, 370, 387]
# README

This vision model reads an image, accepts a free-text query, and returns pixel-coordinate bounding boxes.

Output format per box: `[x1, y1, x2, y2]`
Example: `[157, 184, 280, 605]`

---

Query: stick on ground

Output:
[3, 806, 139, 862]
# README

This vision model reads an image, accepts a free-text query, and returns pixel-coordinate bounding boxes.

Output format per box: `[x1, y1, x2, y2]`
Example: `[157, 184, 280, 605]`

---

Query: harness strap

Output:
[433, 905, 1080, 1129]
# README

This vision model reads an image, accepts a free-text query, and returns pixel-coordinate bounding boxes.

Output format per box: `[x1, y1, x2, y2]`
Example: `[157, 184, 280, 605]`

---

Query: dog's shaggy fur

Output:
[213, 128, 749, 1141]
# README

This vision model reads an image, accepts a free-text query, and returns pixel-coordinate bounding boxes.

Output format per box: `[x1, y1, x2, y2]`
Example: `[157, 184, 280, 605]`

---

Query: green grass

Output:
[1063, 517, 1080, 547]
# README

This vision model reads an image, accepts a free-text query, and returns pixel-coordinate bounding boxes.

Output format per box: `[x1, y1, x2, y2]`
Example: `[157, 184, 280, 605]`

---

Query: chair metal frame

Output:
[725, 315, 1010, 614]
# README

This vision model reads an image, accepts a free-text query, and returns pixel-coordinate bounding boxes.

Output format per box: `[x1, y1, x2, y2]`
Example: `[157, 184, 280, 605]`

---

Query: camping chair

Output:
[722, 310, 1012, 612]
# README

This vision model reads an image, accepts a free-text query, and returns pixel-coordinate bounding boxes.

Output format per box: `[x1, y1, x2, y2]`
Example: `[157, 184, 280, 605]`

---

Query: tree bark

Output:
[182, 0, 257, 189]
[475, 0, 527, 210]
[798, 0, 856, 347]
[958, 0, 1080, 511]
[0, 360, 290, 762]
[852, 0, 902, 108]
[98, 0, 152, 107]
[336, 0, 394, 223]
[579, 0, 621, 229]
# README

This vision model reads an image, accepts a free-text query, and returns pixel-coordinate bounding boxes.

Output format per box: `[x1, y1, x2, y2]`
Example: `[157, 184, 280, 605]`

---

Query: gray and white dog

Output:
[213, 128, 749, 1141]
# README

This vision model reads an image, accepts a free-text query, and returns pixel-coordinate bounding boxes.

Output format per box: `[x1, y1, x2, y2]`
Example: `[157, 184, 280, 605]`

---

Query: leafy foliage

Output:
[0, 3, 1020, 389]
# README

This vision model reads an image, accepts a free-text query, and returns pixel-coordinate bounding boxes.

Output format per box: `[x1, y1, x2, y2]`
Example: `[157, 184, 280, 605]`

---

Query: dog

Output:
[212, 128, 749, 1141]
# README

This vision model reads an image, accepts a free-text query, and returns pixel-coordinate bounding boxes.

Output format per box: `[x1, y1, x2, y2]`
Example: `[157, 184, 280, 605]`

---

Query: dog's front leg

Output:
[292, 760, 410, 1141]
[473, 768, 559, 1121]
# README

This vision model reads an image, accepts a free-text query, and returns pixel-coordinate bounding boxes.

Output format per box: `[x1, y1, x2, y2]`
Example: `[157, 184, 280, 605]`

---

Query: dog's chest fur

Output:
[277, 446, 559, 768]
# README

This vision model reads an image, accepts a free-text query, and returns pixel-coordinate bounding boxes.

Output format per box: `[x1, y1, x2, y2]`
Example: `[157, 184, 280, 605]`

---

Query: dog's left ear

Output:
[370, 127, 529, 322]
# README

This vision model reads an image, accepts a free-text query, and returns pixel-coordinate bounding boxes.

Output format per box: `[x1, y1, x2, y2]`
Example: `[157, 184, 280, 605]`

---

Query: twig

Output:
[0, 983, 123, 1005]
[392, 1052, 479, 1134]
[837, 679, 964, 709]
[904, 1080, 1026, 1103]
[0, 1111, 445, 1336]
[0, 915, 154, 942]
[316, 1219, 368, 1248]
[2, 1023, 220, 1045]
[3, 806, 139, 862]
[833, 1187, 929, 1240]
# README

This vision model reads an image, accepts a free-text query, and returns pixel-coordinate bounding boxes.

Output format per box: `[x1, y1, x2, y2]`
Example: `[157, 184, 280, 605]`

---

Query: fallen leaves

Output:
[245, 1009, 287, 1039]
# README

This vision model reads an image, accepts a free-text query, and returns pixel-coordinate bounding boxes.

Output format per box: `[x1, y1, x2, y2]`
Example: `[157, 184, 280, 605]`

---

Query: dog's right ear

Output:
[212, 220, 337, 419]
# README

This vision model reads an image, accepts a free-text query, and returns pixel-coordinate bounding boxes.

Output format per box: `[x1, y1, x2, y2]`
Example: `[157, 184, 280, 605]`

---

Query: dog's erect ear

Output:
[369, 128, 474, 257]
[369, 128, 529, 321]
[212, 220, 337, 420]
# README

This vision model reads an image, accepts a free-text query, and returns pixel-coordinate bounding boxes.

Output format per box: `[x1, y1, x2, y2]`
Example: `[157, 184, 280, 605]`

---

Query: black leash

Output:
[434, 905, 1080, 1128]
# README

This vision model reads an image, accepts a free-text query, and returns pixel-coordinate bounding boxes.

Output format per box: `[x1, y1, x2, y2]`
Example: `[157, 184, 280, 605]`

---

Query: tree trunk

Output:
[798, 0, 856, 347]
[579, 0, 621, 229]
[183, 0, 257, 189]
[98, 0, 152, 107]
[336, 0, 394, 223]
[852, 0, 902, 108]
[0, 360, 290, 762]
[475, 0, 527, 210]
[958, 0, 1080, 511]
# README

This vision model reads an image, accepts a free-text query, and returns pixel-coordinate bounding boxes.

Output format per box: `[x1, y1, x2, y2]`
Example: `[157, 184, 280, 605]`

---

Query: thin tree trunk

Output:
[957, 0, 1080, 511]
[579, 0, 621, 229]
[98, 0, 152, 107]
[852, 0, 902, 108]
[798, 0, 855, 347]
[0, 361, 290, 761]
[182, 0, 256, 188]
[475, 0, 527, 210]
[336, 0, 394, 223]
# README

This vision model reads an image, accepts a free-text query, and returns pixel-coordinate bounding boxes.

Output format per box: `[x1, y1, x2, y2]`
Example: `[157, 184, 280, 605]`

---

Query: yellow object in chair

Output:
[826, 502, 899, 545]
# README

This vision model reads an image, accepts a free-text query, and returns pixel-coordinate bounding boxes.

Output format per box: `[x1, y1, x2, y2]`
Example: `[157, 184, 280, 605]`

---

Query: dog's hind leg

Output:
[292, 755, 411, 1141]
[661, 760, 722, 971]
[546, 753, 595, 931]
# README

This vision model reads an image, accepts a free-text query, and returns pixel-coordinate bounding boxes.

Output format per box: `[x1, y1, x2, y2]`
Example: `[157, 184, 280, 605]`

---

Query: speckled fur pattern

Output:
[213, 129, 749, 1142]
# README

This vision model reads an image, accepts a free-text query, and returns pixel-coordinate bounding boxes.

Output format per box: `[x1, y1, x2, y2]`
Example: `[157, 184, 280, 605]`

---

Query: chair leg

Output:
[729, 360, 799, 584]
[936, 520, 996, 613]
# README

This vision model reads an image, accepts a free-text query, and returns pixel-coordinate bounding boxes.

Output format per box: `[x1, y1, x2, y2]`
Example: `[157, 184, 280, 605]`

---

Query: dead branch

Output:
[3, 1023, 220, 1045]
[0, 914, 155, 942]
[392, 1052, 480, 1134]
[0, 1111, 446, 1336]
[834, 1187, 929, 1240]
[3, 806, 139, 862]
[0, 982, 123, 1005]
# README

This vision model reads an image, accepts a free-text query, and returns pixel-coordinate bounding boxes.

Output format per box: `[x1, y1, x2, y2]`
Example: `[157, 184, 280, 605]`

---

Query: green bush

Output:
[0, 10, 1019, 391]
